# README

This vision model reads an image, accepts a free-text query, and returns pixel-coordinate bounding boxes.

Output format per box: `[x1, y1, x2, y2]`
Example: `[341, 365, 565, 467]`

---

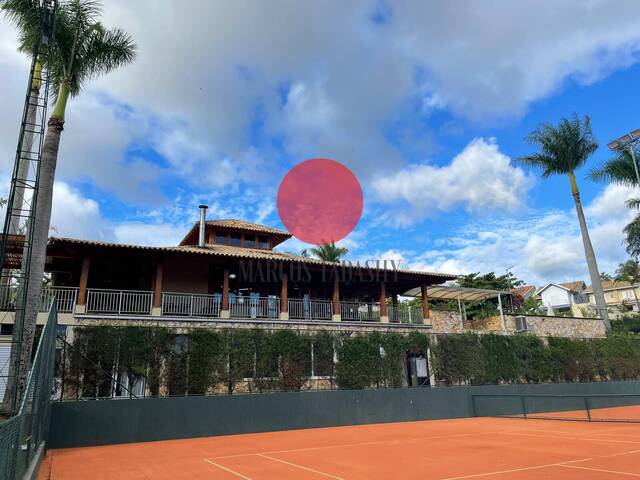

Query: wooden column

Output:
[421, 284, 430, 322]
[221, 269, 230, 318]
[332, 276, 340, 321]
[280, 272, 288, 320]
[76, 255, 91, 310]
[152, 262, 163, 313]
[390, 292, 398, 321]
[379, 281, 388, 323]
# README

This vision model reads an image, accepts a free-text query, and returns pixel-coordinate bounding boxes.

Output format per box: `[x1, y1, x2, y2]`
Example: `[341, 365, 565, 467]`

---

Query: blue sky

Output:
[1, 0, 639, 286]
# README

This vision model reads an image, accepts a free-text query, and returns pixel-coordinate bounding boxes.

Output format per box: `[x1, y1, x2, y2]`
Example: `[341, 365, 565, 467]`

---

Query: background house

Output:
[535, 281, 589, 316]
[586, 280, 640, 316]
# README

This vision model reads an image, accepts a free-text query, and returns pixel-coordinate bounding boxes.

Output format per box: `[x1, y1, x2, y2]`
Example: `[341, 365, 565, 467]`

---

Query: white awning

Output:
[403, 285, 511, 302]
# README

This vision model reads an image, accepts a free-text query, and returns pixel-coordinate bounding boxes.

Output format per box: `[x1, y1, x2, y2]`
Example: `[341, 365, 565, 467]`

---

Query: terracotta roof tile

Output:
[48, 237, 458, 280]
[584, 280, 633, 293]
[559, 281, 586, 292]
[205, 219, 291, 236]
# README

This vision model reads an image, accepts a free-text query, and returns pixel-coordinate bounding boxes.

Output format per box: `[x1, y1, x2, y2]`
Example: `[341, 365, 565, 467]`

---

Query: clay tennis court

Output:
[40, 411, 640, 480]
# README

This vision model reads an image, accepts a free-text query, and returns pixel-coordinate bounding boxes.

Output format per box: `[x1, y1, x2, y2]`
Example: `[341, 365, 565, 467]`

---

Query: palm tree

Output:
[310, 242, 349, 262]
[519, 114, 610, 330]
[1, 0, 136, 410]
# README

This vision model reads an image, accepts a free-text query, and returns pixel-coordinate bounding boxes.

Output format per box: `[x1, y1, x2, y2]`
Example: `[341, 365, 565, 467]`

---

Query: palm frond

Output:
[519, 114, 598, 177]
[624, 214, 640, 258]
[589, 149, 638, 186]
[626, 198, 640, 210]
[1, 0, 41, 54]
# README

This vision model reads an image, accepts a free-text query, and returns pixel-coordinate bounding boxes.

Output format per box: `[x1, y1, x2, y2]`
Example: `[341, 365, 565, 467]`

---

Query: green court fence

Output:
[0, 305, 57, 479]
[472, 393, 640, 423]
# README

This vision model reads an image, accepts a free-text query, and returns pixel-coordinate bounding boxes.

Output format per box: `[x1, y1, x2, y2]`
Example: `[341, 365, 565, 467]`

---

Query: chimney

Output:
[198, 204, 208, 247]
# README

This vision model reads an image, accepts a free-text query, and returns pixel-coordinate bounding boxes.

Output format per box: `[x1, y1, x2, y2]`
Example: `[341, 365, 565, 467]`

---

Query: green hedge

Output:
[433, 333, 640, 386]
[63, 327, 432, 397]
[62, 327, 640, 397]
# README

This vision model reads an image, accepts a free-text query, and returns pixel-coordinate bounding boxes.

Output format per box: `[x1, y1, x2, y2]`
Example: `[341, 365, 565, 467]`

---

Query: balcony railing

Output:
[0, 285, 78, 313]
[41, 287, 77, 313]
[230, 296, 280, 319]
[388, 303, 424, 324]
[288, 298, 333, 321]
[162, 292, 221, 317]
[0, 285, 428, 325]
[86, 289, 153, 315]
[340, 301, 381, 322]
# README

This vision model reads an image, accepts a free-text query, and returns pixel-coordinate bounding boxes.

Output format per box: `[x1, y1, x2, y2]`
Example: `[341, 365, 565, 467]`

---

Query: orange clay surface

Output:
[40, 415, 640, 480]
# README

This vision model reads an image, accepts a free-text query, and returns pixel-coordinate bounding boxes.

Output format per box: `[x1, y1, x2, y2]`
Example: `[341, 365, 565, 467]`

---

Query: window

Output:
[215, 232, 228, 245]
[0, 324, 13, 336]
[244, 234, 256, 248]
[258, 235, 269, 249]
[229, 233, 241, 246]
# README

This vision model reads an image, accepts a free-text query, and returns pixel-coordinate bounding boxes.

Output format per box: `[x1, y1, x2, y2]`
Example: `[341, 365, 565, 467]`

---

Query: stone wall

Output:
[503, 314, 606, 338]
[429, 310, 464, 333]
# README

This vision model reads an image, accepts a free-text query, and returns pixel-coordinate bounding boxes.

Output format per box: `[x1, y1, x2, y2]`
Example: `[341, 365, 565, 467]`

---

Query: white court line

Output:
[560, 464, 640, 477]
[439, 458, 593, 480]
[501, 431, 640, 445]
[257, 453, 345, 480]
[206, 430, 503, 461]
[203, 458, 252, 479]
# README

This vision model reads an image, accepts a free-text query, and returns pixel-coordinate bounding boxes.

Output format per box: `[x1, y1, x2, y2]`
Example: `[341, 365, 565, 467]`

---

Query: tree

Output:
[589, 148, 639, 186]
[589, 148, 640, 256]
[624, 203, 640, 258]
[519, 115, 610, 330]
[309, 242, 348, 262]
[457, 272, 524, 290]
[600, 272, 613, 281]
[1, 0, 136, 411]
[615, 259, 640, 312]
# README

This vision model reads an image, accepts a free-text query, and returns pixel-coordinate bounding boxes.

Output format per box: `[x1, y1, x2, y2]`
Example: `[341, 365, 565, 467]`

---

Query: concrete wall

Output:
[48, 380, 640, 449]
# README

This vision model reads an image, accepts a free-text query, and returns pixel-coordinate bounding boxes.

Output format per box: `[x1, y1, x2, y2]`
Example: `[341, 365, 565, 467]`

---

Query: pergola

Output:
[403, 285, 512, 330]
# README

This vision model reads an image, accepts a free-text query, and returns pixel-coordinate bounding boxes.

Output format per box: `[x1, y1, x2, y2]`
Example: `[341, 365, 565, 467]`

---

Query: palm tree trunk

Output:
[569, 172, 611, 330]
[0, 82, 67, 412]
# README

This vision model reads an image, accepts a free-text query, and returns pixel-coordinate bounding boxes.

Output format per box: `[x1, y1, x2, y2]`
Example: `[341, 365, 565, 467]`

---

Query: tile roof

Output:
[48, 237, 458, 280]
[584, 280, 634, 293]
[179, 219, 291, 246]
[511, 285, 536, 297]
[559, 281, 586, 292]
[205, 219, 291, 236]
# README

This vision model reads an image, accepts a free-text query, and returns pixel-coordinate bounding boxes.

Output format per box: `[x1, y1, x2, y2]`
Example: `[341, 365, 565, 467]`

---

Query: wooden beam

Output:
[222, 269, 230, 311]
[379, 281, 387, 317]
[280, 272, 288, 313]
[332, 276, 340, 316]
[421, 284, 430, 321]
[77, 255, 91, 305]
[153, 262, 163, 308]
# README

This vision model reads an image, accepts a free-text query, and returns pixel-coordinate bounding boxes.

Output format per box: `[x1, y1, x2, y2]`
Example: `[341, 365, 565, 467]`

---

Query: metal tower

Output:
[0, 0, 57, 414]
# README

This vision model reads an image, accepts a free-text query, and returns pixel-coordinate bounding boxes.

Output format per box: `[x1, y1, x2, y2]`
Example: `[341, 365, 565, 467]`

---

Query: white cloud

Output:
[50, 182, 106, 239]
[2, 0, 640, 209]
[113, 223, 185, 247]
[374, 184, 636, 285]
[373, 138, 533, 224]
